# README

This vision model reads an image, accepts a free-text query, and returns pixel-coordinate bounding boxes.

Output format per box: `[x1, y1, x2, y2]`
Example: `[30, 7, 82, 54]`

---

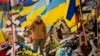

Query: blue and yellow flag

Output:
[0, 11, 6, 29]
[12, 0, 38, 16]
[41, 0, 66, 15]
[66, 0, 75, 20]
[41, 0, 76, 28]
[17, 0, 38, 6]
[0, 11, 3, 29]
[21, 0, 46, 27]
[20, 5, 34, 16]
[0, 11, 6, 43]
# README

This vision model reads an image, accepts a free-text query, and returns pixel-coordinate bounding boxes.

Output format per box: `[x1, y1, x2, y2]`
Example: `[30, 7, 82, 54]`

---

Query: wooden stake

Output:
[78, 0, 87, 56]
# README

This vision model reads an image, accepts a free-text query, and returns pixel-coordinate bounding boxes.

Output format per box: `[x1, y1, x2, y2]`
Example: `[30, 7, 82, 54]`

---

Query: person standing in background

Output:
[26, 15, 47, 55]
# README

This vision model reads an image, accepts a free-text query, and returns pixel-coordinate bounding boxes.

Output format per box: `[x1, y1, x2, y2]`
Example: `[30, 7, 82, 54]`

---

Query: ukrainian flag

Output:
[0, 11, 3, 28]
[20, 5, 34, 16]
[70, 0, 81, 32]
[11, 0, 38, 22]
[21, 0, 46, 27]
[19, 0, 39, 16]
[0, 11, 5, 43]
[0, 11, 6, 29]
[41, 0, 76, 28]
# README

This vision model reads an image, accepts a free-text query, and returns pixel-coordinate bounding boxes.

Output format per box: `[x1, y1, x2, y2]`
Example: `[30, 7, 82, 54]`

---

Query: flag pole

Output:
[78, 0, 87, 56]
[75, 8, 79, 33]
[8, 0, 15, 56]
[95, 0, 99, 46]
[91, 0, 98, 47]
